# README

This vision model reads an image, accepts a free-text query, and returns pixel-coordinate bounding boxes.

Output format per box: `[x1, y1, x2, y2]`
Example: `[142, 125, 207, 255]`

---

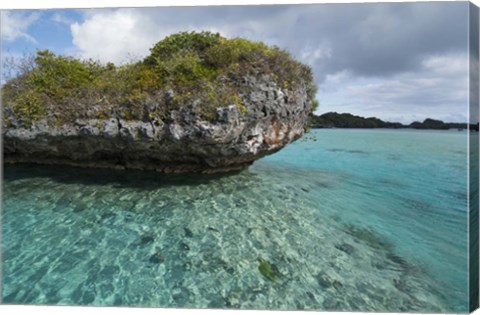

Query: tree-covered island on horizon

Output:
[310, 112, 479, 131]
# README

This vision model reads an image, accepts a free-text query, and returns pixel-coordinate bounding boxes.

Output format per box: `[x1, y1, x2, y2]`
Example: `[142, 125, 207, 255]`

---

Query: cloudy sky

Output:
[1, 2, 473, 123]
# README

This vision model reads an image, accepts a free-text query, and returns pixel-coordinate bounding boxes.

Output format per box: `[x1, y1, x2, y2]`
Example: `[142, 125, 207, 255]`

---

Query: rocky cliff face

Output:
[3, 74, 312, 173]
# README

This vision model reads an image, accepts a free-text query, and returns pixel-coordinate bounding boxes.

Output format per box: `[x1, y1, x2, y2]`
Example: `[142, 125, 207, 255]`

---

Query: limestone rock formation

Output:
[2, 32, 316, 173]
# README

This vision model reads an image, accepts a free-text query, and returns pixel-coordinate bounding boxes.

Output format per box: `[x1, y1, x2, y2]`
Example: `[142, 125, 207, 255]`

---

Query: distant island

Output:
[310, 112, 479, 131]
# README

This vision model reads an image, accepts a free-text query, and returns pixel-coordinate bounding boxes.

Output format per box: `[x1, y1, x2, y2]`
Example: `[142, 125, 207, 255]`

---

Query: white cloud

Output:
[348, 53, 468, 106]
[70, 8, 235, 64]
[67, 5, 470, 123]
[51, 13, 74, 25]
[1, 11, 39, 42]
[71, 9, 154, 63]
[300, 44, 332, 65]
[317, 53, 469, 123]
[68, 7, 301, 64]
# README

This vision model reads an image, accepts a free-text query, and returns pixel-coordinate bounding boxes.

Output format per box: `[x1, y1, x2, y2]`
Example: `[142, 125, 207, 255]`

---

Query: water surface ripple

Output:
[2, 129, 468, 312]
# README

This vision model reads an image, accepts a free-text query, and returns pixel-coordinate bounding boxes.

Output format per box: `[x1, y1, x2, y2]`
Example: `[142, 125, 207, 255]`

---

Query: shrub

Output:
[2, 32, 318, 125]
[204, 38, 272, 68]
[144, 31, 222, 65]
[12, 92, 46, 128]
[29, 50, 103, 98]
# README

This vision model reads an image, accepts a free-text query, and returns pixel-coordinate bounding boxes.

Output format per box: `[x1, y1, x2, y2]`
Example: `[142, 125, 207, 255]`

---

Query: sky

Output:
[0, 2, 474, 124]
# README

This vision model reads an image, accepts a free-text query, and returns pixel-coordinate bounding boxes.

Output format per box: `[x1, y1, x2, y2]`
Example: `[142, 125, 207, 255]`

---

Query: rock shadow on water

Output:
[3, 164, 254, 190]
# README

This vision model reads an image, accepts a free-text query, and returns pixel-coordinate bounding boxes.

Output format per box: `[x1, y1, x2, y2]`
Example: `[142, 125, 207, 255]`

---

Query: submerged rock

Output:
[335, 243, 356, 255]
[140, 235, 155, 245]
[316, 272, 332, 288]
[184, 228, 193, 238]
[149, 252, 164, 264]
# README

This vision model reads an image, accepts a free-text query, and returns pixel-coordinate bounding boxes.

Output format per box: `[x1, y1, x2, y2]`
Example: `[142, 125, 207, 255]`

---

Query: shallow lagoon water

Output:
[2, 129, 469, 311]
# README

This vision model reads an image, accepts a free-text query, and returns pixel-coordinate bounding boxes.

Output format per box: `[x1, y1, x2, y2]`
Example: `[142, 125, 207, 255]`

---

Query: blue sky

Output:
[2, 10, 80, 54]
[1, 3, 473, 123]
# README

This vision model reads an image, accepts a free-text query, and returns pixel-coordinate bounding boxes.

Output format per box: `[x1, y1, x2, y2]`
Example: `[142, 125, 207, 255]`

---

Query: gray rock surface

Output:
[3, 74, 313, 173]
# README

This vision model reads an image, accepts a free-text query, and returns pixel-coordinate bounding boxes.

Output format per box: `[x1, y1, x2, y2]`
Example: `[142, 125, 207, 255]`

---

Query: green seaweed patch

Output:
[258, 258, 281, 282]
[343, 224, 392, 251]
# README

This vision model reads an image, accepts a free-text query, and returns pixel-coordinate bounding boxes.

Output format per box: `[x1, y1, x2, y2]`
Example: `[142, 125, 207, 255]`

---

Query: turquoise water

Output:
[2, 129, 470, 312]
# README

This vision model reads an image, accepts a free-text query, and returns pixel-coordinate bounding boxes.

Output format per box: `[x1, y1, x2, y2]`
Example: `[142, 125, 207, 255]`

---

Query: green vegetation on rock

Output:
[2, 31, 317, 127]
